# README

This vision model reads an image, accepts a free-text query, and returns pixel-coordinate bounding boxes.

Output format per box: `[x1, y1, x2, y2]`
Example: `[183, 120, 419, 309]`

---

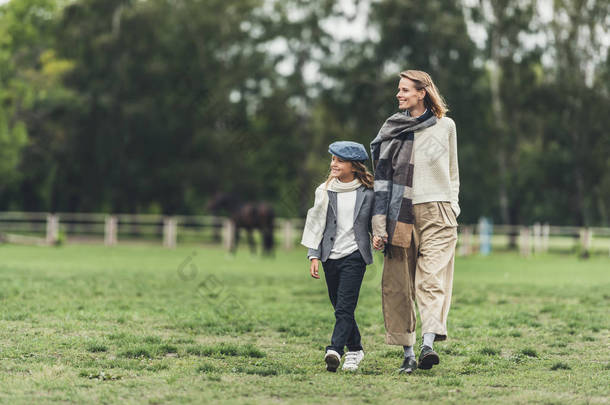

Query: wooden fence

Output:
[456, 223, 610, 256]
[0, 211, 304, 250]
[0, 212, 609, 256]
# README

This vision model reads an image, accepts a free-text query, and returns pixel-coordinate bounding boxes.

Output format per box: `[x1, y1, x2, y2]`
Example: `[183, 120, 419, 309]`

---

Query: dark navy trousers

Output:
[322, 250, 366, 356]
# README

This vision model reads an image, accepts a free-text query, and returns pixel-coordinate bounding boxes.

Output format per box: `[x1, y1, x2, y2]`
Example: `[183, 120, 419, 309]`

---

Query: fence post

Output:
[46, 214, 59, 245]
[163, 217, 177, 248]
[283, 219, 294, 250]
[542, 223, 550, 253]
[222, 219, 235, 251]
[533, 222, 542, 254]
[579, 227, 592, 257]
[458, 225, 473, 256]
[519, 226, 531, 257]
[104, 215, 118, 246]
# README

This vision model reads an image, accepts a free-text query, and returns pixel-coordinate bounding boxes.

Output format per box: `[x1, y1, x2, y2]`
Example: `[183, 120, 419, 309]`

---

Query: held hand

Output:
[310, 258, 320, 279]
[373, 236, 386, 251]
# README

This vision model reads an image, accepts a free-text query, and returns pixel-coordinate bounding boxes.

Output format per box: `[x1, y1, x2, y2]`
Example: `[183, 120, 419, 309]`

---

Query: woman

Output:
[370, 70, 459, 374]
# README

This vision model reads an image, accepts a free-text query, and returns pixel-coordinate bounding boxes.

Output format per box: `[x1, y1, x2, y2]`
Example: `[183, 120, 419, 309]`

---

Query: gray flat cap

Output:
[328, 141, 369, 161]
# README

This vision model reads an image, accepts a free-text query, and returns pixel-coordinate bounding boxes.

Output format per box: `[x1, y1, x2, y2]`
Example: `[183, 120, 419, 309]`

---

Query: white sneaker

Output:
[325, 350, 341, 372]
[342, 350, 364, 371]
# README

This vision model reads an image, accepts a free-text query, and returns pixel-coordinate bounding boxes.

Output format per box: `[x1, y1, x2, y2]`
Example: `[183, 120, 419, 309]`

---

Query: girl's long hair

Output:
[324, 161, 375, 189]
[399, 70, 448, 118]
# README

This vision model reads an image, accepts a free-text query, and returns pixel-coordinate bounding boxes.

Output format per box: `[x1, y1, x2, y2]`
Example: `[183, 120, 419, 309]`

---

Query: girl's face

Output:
[330, 155, 355, 182]
[396, 77, 425, 111]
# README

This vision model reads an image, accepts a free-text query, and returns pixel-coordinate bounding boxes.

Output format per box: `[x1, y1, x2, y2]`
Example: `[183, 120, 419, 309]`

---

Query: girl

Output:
[301, 141, 375, 372]
[371, 69, 459, 374]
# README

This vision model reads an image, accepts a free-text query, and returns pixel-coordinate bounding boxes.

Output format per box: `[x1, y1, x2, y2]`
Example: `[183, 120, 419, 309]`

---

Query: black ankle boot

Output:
[398, 356, 417, 374]
[418, 345, 440, 370]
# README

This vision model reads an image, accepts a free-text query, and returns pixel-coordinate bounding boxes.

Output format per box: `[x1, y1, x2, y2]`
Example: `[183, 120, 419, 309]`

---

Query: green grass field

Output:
[0, 244, 608, 404]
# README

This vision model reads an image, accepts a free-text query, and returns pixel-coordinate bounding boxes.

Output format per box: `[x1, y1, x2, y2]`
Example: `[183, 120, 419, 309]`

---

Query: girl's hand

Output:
[373, 236, 386, 250]
[310, 258, 320, 279]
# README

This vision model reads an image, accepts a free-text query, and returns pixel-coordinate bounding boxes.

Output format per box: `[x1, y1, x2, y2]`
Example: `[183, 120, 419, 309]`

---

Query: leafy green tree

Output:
[318, 0, 491, 224]
[0, 0, 70, 209]
[0, 0, 607, 228]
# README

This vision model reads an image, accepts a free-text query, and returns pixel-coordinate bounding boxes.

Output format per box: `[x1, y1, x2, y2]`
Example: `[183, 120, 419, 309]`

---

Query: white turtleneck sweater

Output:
[328, 190, 359, 259]
[411, 116, 460, 217]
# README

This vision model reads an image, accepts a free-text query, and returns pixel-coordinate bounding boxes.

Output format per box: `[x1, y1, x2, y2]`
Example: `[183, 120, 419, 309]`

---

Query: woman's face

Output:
[396, 77, 425, 111]
[330, 155, 354, 181]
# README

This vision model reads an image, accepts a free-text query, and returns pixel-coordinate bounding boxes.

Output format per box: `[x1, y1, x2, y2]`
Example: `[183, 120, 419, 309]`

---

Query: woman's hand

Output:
[310, 258, 320, 279]
[373, 236, 386, 251]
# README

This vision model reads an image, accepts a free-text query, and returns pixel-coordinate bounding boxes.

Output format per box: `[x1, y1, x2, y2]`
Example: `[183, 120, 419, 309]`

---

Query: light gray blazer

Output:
[307, 185, 375, 265]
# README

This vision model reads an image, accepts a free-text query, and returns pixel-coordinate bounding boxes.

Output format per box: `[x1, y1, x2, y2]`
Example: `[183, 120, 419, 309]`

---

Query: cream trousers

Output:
[381, 201, 458, 346]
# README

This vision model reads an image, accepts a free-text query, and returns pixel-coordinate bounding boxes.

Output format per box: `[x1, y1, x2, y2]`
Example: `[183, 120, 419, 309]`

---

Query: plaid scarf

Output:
[301, 178, 362, 249]
[370, 109, 437, 248]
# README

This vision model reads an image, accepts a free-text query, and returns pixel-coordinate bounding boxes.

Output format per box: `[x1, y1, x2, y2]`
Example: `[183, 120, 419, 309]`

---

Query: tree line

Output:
[0, 0, 608, 226]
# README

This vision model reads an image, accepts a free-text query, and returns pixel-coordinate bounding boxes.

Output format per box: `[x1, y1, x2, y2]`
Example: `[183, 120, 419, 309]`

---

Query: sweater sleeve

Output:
[448, 120, 461, 217]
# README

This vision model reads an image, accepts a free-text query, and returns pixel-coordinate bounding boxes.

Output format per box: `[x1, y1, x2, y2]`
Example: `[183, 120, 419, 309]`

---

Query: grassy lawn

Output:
[0, 244, 608, 404]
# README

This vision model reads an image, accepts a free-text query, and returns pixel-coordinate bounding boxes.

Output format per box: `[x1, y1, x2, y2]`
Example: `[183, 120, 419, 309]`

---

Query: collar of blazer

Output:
[327, 185, 366, 223]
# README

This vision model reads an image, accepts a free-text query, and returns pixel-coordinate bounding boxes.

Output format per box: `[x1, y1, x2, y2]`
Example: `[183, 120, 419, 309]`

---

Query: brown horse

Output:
[207, 192, 275, 256]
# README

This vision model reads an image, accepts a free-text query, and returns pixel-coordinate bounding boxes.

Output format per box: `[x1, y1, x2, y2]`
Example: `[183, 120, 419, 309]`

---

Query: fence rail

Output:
[0, 212, 609, 256]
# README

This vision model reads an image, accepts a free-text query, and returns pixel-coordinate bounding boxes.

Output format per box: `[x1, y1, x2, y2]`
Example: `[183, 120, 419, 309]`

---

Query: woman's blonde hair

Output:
[399, 70, 448, 118]
[324, 161, 375, 189]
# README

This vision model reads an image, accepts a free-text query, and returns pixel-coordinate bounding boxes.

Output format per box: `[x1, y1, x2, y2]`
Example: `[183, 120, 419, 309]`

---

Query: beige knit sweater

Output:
[411, 116, 460, 217]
